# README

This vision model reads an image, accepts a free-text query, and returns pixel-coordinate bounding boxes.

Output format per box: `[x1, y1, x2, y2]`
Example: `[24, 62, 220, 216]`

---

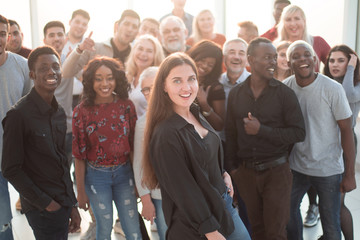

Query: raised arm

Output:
[341, 54, 360, 103]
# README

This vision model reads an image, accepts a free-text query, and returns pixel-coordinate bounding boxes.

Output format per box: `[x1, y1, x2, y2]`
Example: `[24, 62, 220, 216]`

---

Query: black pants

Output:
[25, 206, 72, 240]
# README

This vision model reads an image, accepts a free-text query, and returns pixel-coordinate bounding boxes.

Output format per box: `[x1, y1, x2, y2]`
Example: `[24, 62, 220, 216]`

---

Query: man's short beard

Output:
[164, 41, 182, 53]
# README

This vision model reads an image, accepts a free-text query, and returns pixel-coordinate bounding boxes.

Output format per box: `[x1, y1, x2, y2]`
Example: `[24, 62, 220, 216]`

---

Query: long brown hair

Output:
[142, 52, 198, 189]
[323, 45, 360, 85]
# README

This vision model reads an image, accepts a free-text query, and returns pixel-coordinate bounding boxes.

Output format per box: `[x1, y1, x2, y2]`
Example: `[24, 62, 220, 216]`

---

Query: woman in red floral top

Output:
[72, 57, 142, 240]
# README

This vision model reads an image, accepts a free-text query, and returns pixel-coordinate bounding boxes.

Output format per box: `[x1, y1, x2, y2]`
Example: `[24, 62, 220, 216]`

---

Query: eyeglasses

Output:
[141, 87, 151, 96]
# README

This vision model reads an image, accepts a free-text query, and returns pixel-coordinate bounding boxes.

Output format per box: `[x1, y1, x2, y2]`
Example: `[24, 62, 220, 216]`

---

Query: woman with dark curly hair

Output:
[187, 40, 225, 131]
[72, 57, 142, 240]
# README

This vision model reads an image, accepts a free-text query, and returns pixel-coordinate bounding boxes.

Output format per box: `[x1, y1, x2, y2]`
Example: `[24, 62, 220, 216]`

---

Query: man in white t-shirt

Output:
[284, 40, 356, 240]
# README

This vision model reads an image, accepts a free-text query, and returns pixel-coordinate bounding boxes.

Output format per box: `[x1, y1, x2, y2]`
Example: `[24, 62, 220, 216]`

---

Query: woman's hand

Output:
[77, 191, 90, 211]
[197, 85, 211, 107]
[223, 171, 234, 198]
[348, 54, 358, 68]
[205, 230, 226, 240]
[141, 194, 156, 224]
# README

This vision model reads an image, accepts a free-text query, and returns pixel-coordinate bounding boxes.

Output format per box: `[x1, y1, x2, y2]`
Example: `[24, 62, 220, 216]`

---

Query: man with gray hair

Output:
[159, 15, 189, 56]
[284, 40, 356, 240]
[220, 38, 250, 106]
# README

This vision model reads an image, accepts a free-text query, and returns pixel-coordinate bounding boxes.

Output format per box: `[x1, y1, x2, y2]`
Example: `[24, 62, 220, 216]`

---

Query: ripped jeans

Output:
[85, 161, 142, 240]
[0, 171, 13, 240]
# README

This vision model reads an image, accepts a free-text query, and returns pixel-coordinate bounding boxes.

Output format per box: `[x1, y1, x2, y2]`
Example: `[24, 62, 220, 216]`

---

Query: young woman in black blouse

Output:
[142, 53, 250, 240]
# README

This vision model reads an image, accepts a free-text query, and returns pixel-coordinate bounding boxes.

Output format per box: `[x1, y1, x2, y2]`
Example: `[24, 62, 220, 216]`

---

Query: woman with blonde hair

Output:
[142, 52, 250, 240]
[126, 34, 165, 117]
[276, 5, 330, 71]
[186, 9, 226, 47]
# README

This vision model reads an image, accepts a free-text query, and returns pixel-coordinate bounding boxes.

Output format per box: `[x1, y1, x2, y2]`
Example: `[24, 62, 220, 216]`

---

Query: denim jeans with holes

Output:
[85, 161, 142, 240]
[287, 170, 342, 240]
[0, 171, 14, 240]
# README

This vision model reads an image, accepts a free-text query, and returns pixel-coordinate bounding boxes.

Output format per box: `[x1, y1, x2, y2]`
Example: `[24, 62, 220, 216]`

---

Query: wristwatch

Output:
[202, 108, 213, 117]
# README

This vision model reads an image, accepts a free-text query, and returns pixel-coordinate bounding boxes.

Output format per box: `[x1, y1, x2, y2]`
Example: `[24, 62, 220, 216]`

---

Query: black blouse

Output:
[149, 105, 234, 239]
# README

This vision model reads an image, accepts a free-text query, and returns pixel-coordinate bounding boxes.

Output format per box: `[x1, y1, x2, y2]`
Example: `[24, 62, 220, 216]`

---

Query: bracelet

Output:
[202, 108, 213, 117]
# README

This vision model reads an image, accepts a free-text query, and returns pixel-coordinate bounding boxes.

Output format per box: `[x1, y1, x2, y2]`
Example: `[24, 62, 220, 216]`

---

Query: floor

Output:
[7, 127, 360, 240]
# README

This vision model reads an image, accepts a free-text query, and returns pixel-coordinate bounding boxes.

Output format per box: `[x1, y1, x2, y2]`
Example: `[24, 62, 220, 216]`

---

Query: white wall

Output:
[2, 0, 356, 52]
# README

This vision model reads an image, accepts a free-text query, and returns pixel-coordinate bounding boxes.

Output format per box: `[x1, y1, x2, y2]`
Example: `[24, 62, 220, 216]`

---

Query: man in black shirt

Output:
[225, 37, 305, 240]
[1, 46, 81, 239]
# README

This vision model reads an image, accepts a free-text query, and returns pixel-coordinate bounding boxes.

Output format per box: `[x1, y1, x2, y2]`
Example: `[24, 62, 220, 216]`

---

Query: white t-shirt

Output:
[283, 73, 352, 177]
[129, 81, 147, 118]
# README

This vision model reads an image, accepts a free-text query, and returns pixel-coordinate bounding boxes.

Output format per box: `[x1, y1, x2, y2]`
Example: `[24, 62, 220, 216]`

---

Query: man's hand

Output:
[68, 207, 81, 233]
[78, 31, 95, 53]
[45, 200, 61, 212]
[340, 174, 356, 193]
[243, 112, 260, 135]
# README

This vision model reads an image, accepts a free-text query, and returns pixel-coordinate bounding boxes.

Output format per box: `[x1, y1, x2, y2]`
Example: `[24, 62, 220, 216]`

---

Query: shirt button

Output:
[252, 147, 256, 151]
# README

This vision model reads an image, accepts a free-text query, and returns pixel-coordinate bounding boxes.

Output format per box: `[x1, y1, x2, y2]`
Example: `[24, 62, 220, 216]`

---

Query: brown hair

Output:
[142, 52, 198, 189]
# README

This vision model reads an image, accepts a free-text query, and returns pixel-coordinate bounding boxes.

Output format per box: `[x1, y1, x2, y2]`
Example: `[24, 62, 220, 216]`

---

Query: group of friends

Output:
[0, 0, 359, 240]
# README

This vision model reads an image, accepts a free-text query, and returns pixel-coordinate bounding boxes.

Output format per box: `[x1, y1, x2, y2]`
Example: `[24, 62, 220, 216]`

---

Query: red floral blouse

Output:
[72, 98, 137, 166]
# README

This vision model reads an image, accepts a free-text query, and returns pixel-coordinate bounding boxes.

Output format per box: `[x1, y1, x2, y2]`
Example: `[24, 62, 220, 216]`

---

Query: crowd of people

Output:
[0, 0, 359, 240]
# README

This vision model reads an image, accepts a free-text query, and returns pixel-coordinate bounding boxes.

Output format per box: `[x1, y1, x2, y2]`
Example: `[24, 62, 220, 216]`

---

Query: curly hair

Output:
[82, 57, 130, 106]
[187, 40, 222, 87]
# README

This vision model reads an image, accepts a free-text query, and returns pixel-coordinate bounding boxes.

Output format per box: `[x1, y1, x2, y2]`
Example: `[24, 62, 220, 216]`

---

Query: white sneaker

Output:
[80, 222, 96, 240]
[113, 219, 125, 237]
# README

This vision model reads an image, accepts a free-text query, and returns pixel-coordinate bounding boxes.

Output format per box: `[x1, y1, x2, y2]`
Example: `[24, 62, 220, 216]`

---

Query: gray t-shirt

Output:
[54, 54, 74, 133]
[283, 73, 352, 177]
[0, 52, 32, 165]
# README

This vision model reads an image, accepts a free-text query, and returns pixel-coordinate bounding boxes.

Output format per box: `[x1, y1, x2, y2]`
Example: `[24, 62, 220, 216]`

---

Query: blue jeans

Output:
[0, 172, 14, 240]
[152, 199, 167, 240]
[85, 161, 142, 240]
[25, 206, 71, 240]
[287, 170, 342, 240]
[223, 191, 251, 240]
